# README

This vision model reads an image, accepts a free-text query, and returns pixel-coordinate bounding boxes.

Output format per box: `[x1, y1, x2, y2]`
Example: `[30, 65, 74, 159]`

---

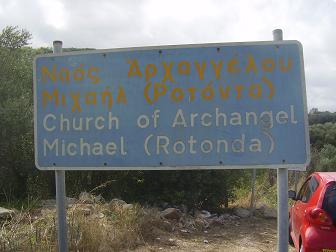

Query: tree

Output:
[0, 26, 31, 49]
[310, 123, 336, 149]
[319, 144, 336, 172]
[309, 111, 336, 125]
[0, 26, 35, 201]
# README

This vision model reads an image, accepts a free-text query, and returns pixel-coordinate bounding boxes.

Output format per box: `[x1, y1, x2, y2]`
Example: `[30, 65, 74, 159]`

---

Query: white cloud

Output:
[38, 0, 67, 30]
[0, 0, 335, 110]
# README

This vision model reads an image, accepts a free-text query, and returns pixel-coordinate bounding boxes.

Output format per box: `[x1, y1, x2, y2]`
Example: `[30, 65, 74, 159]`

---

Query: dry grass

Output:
[231, 171, 308, 209]
[231, 183, 278, 209]
[0, 201, 164, 252]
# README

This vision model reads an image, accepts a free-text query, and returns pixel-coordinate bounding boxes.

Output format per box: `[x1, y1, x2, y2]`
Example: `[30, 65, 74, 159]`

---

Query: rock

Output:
[182, 218, 196, 230]
[94, 195, 104, 203]
[93, 212, 105, 219]
[257, 203, 268, 210]
[253, 208, 264, 217]
[233, 208, 251, 218]
[162, 237, 176, 246]
[80, 208, 92, 216]
[177, 221, 184, 228]
[220, 213, 233, 220]
[41, 197, 77, 209]
[203, 239, 209, 244]
[222, 213, 239, 221]
[161, 220, 174, 231]
[75, 204, 94, 216]
[208, 213, 240, 226]
[208, 214, 229, 226]
[197, 210, 211, 218]
[160, 202, 169, 210]
[0, 207, 14, 219]
[262, 206, 277, 218]
[40, 208, 56, 216]
[123, 203, 134, 209]
[78, 192, 94, 204]
[67, 197, 77, 206]
[122, 203, 133, 210]
[167, 238, 176, 245]
[194, 217, 209, 229]
[41, 199, 56, 209]
[180, 204, 188, 213]
[160, 208, 182, 220]
[109, 198, 127, 207]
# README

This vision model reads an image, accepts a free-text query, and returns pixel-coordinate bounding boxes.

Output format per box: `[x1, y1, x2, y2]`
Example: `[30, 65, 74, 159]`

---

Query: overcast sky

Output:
[0, 0, 335, 111]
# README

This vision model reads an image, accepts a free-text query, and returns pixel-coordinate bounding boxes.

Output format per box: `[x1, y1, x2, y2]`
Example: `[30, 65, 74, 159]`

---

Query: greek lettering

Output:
[145, 64, 157, 82]
[211, 60, 223, 80]
[227, 58, 240, 73]
[280, 57, 292, 72]
[61, 94, 66, 106]
[178, 61, 190, 75]
[144, 82, 153, 105]
[127, 59, 142, 77]
[116, 86, 127, 104]
[73, 64, 85, 81]
[170, 87, 184, 102]
[248, 84, 262, 99]
[42, 89, 59, 108]
[218, 85, 230, 100]
[162, 62, 174, 83]
[101, 87, 113, 109]
[261, 58, 275, 73]
[59, 68, 70, 83]
[234, 85, 245, 99]
[70, 92, 81, 112]
[153, 82, 167, 102]
[195, 61, 206, 80]
[85, 92, 97, 105]
[187, 87, 197, 102]
[42, 65, 57, 83]
[201, 82, 215, 101]
[246, 55, 257, 73]
[88, 67, 100, 84]
[262, 76, 274, 99]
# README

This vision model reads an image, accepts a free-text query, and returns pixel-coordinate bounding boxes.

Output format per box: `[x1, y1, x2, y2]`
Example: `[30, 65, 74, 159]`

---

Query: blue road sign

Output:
[33, 41, 310, 170]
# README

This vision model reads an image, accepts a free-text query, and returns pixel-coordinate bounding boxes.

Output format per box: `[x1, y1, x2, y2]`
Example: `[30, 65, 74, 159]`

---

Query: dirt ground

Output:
[136, 217, 296, 252]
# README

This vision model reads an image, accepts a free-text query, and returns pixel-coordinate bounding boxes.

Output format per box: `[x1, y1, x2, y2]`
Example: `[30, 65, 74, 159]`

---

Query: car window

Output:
[297, 179, 310, 202]
[302, 185, 313, 203]
[322, 183, 336, 224]
[297, 177, 315, 203]
[310, 176, 319, 192]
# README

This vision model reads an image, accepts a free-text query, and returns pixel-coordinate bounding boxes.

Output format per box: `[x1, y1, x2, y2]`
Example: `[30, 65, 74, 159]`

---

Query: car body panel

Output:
[289, 172, 336, 252]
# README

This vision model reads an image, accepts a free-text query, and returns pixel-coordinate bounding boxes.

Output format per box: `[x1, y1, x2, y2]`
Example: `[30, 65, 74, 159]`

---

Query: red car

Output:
[289, 172, 336, 252]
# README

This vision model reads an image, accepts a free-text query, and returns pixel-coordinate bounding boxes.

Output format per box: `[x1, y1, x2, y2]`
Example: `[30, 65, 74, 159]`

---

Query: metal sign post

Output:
[250, 168, 257, 210]
[53, 40, 68, 252]
[273, 29, 289, 252]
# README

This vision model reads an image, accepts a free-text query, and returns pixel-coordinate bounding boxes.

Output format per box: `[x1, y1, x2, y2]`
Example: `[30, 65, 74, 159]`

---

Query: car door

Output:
[292, 178, 312, 240]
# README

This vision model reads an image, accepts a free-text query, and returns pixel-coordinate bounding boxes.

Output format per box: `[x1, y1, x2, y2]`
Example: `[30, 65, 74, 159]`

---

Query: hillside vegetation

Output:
[0, 25, 335, 212]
